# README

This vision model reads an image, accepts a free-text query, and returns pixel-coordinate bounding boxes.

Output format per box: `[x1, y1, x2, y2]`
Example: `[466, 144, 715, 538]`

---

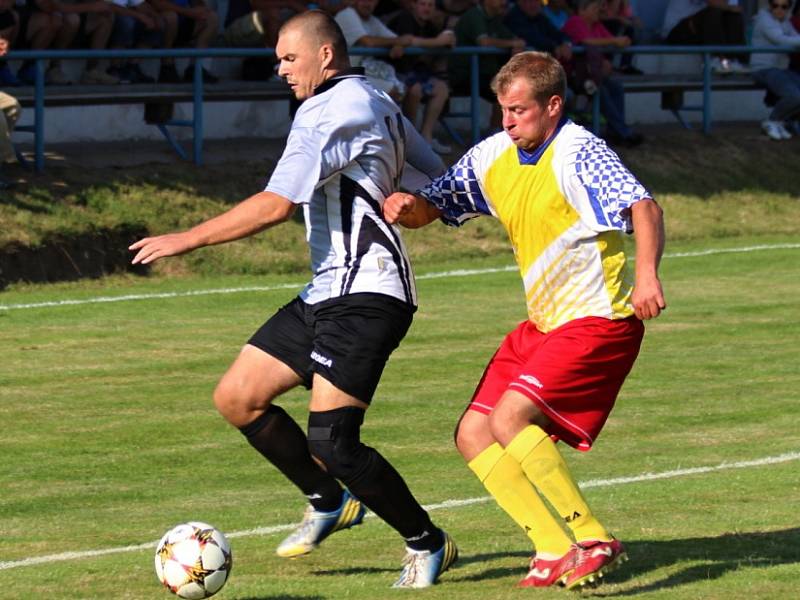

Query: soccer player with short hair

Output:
[383, 50, 666, 590]
[130, 10, 457, 589]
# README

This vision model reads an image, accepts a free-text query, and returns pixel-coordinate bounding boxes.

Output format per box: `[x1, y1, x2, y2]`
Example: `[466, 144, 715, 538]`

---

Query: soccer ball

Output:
[155, 522, 232, 599]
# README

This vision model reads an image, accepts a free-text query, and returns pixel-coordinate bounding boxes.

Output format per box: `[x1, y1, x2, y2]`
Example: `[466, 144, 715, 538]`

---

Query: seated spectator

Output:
[563, 0, 643, 146]
[661, 0, 748, 74]
[541, 0, 571, 30]
[602, 0, 643, 74]
[0, 38, 19, 188]
[438, 0, 476, 29]
[504, 0, 572, 63]
[336, 0, 412, 101]
[790, 1, 800, 73]
[223, 0, 306, 49]
[750, 0, 800, 140]
[0, 0, 20, 85]
[16, 0, 80, 84]
[149, 0, 220, 82]
[449, 0, 525, 130]
[388, 0, 455, 153]
[59, 0, 120, 84]
[106, 0, 166, 83]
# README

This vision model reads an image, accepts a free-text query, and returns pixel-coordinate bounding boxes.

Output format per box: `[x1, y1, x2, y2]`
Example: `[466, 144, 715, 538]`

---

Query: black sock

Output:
[308, 407, 441, 550]
[239, 405, 343, 512]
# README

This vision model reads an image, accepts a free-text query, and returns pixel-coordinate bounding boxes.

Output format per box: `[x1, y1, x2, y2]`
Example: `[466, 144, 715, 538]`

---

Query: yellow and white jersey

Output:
[419, 119, 652, 333]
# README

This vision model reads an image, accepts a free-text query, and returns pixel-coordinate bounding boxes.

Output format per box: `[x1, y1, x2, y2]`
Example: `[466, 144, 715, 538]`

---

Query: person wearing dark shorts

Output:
[148, 0, 219, 83]
[130, 10, 459, 589]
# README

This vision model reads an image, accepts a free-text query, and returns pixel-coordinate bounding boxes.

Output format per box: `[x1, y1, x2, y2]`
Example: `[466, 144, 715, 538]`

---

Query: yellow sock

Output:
[506, 425, 611, 544]
[468, 443, 573, 556]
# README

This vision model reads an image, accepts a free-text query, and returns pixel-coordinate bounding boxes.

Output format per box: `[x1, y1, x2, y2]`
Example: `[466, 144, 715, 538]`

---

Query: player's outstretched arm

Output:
[630, 198, 666, 320]
[129, 191, 296, 265]
[383, 192, 442, 229]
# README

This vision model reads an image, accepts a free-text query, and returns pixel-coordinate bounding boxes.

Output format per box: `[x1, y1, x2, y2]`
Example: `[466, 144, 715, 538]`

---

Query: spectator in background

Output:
[789, 1, 800, 72]
[106, 0, 166, 83]
[0, 0, 20, 85]
[149, 0, 220, 82]
[0, 37, 18, 188]
[602, 0, 643, 74]
[504, 0, 572, 64]
[563, 0, 643, 146]
[223, 0, 306, 50]
[661, 0, 749, 74]
[59, 0, 120, 84]
[336, 0, 412, 101]
[542, 0, 572, 30]
[16, 0, 80, 84]
[750, 0, 800, 140]
[388, 0, 455, 153]
[450, 0, 525, 130]
[439, 0, 476, 29]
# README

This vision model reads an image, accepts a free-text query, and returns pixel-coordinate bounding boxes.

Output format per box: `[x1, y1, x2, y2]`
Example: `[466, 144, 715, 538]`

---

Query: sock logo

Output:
[564, 511, 582, 523]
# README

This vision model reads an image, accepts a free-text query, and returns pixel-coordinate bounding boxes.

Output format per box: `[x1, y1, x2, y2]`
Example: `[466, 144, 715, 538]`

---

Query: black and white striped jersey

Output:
[265, 69, 445, 307]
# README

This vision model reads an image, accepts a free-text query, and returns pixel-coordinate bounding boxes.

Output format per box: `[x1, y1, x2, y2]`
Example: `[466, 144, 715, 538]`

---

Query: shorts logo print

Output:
[310, 350, 333, 368]
[518, 374, 544, 388]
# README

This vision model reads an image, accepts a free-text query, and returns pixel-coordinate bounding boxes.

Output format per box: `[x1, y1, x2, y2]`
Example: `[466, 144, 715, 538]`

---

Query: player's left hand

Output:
[632, 275, 666, 320]
[129, 232, 196, 265]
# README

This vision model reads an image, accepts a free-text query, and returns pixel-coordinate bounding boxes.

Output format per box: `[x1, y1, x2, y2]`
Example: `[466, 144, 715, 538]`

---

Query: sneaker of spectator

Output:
[761, 119, 786, 140]
[46, 65, 71, 85]
[107, 65, 133, 84]
[81, 67, 120, 84]
[183, 64, 218, 83]
[125, 63, 156, 83]
[777, 122, 793, 139]
[709, 57, 733, 75]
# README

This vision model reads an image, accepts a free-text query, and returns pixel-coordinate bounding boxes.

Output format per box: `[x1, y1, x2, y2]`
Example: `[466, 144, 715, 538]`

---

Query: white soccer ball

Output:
[155, 522, 233, 599]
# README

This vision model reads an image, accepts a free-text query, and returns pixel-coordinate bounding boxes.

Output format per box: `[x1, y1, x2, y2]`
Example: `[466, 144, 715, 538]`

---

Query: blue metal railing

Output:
[5, 44, 795, 171]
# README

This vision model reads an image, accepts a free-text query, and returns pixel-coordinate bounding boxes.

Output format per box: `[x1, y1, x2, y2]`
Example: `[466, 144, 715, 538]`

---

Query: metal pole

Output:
[470, 53, 480, 144]
[193, 60, 204, 165]
[34, 59, 45, 172]
[703, 51, 712, 134]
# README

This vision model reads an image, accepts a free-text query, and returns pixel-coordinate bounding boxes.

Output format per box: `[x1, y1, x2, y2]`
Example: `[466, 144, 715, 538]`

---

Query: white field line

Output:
[1, 450, 798, 572]
[1, 243, 799, 312]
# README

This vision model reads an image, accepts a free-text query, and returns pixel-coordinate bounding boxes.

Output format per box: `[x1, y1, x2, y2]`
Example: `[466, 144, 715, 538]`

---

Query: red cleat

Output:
[518, 545, 579, 588]
[564, 538, 628, 590]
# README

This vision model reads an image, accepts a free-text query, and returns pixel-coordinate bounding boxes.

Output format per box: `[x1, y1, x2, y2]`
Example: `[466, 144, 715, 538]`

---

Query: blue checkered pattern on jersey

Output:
[419, 145, 491, 226]
[574, 138, 650, 231]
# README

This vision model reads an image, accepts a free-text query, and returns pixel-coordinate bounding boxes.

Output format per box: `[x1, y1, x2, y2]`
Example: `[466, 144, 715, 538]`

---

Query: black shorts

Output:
[248, 293, 415, 404]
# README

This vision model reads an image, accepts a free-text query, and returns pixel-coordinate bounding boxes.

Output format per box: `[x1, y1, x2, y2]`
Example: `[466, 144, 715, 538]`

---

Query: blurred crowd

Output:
[1, 0, 800, 186]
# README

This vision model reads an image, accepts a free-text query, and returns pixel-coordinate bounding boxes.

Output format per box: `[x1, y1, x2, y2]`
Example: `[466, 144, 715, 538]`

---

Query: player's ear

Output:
[319, 43, 334, 70]
[547, 94, 563, 117]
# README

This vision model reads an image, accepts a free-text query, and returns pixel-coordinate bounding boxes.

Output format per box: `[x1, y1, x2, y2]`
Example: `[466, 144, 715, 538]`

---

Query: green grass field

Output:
[1, 231, 799, 599]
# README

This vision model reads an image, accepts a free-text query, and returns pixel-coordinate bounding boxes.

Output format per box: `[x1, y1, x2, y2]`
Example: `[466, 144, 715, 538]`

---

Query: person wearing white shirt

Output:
[750, 0, 800, 139]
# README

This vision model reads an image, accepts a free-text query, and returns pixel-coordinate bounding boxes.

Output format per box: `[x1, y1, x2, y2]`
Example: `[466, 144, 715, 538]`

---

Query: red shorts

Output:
[468, 316, 644, 451]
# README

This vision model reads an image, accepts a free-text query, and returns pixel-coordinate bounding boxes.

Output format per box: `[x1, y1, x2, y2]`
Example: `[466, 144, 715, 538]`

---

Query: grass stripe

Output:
[2, 450, 797, 572]
[1, 242, 799, 313]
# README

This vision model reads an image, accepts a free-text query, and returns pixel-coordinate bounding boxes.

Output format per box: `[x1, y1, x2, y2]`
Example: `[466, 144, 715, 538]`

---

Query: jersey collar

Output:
[516, 116, 569, 165]
[314, 67, 366, 96]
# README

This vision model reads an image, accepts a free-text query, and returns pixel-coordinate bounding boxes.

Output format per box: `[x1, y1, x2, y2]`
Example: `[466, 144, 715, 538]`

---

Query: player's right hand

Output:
[383, 193, 417, 224]
[129, 232, 195, 265]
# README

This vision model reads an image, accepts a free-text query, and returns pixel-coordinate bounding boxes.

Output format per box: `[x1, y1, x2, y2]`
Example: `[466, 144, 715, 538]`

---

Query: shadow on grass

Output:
[585, 527, 800, 596]
[336, 528, 799, 591]
[237, 596, 324, 600]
